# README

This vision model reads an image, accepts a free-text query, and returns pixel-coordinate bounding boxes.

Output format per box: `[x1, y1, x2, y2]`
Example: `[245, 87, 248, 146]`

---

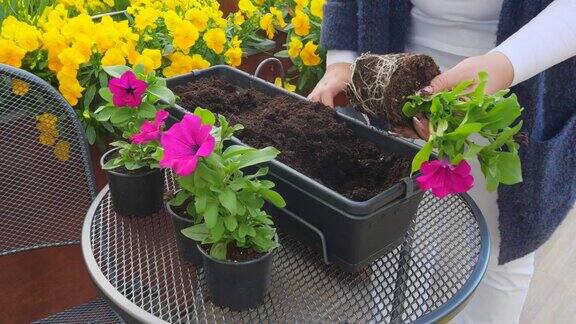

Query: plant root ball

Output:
[347, 53, 440, 129]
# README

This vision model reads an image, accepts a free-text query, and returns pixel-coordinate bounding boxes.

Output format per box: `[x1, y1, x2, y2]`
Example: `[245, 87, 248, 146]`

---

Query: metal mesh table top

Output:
[82, 172, 489, 323]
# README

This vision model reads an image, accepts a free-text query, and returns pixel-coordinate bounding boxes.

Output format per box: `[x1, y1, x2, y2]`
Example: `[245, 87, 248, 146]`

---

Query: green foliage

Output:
[172, 109, 285, 261]
[403, 72, 524, 191]
[96, 66, 173, 171]
[0, 0, 55, 24]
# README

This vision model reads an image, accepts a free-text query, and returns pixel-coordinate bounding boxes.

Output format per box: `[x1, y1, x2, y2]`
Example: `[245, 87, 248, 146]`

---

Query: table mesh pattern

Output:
[90, 172, 482, 323]
[0, 66, 94, 255]
[33, 298, 122, 324]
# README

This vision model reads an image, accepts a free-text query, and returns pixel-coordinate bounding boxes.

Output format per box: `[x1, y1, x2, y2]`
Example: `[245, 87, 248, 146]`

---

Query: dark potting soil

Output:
[348, 53, 440, 129]
[202, 244, 265, 263]
[174, 77, 411, 201]
[104, 151, 153, 175]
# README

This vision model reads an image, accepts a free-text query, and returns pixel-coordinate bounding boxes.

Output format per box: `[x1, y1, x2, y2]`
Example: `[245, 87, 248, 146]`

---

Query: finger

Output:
[308, 88, 320, 102]
[320, 90, 335, 108]
[429, 67, 464, 94]
[413, 117, 430, 140]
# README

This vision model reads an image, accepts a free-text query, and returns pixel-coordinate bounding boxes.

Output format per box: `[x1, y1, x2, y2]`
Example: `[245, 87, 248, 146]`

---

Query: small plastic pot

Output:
[199, 242, 276, 311]
[165, 198, 203, 267]
[101, 148, 165, 217]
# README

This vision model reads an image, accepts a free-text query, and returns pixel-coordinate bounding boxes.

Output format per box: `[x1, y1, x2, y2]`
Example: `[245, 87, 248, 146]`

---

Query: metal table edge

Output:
[412, 193, 491, 324]
[81, 186, 169, 324]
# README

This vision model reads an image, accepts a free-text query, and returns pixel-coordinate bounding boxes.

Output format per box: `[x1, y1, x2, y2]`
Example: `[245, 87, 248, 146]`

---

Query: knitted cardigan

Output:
[321, 0, 576, 264]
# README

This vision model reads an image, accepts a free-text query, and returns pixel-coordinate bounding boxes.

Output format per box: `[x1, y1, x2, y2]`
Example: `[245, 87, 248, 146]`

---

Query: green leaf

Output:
[148, 85, 176, 105]
[85, 125, 96, 145]
[238, 223, 250, 238]
[98, 70, 109, 87]
[193, 107, 216, 125]
[98, 88, 113, 103]
[138, 102, 156, 119]
[223, 145, 253, 159]
[444, 123, 483, 139]
[103, 65, 130, 78]
[463, 142, 483, 160]
[274, 50, 289, 58]
[181, 224, 209, 242]
[83, 84, 97, 108]
[478, 95, 522, 131]
[211, 218, 225, 241]
[110, 108, 133, 124]
[496, 152, 523, 185]
[169, 191, 188, 207]
[210, 242, 227, 260]
[204, 201, 218, 228]
[411, 141, 434, 173]
[219, 189, 237, 215]
[223, 214, 238, 231]
[195, 194, 207, 213]
[237, 147, 279, 169]
[95, 106, 114, 122]
[260, 189, 286, 208]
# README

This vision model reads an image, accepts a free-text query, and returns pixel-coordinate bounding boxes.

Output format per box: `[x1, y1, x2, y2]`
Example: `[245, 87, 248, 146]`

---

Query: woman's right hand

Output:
[308, 63, 352, 108]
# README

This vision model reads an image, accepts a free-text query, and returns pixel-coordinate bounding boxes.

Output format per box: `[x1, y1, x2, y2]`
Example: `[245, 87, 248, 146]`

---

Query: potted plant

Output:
[95, 65, 175, 216]
[160, 108, 286, 310]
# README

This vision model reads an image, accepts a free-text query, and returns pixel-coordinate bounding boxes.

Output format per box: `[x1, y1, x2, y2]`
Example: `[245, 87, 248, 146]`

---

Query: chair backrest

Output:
[0, 64, 96, 256]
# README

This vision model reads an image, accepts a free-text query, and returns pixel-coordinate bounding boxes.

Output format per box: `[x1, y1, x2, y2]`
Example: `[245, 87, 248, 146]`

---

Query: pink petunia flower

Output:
[160, 114, 215, 176]
[416, 159, 474, 198]
[131, 110, 169, 144]
[109, 71, 148, 108]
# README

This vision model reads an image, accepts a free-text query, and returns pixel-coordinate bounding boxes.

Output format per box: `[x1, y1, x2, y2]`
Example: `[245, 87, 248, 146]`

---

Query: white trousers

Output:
[403, 43, 536, 323]
[451, 154, 535, 324]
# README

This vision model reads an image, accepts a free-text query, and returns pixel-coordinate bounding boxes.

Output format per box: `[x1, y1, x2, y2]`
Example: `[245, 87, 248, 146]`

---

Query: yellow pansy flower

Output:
[300, 41, 321, 66]
[274, 77, 296, 92]
[310, 0, 326, 18]
[11, 79, 29, 96]
[292, 10, 310, 37]
[171, 20, 199, 52]
[225, 46, 243, 67]
[189, 54, 211, 70]
[14, 24, 42, 52]
[57, 68, 84, 106]
[288, 36, 303, 58]
[253, 0, 265, 5]
[135, 49, 162, 72]
[135, 7, 160, 30]
[203, 28, 226, 54]
[54, 140, 71, 162]
[270, 7, 286, 28]
[101, 48, 126, 66]
[0, 40, 27, 67]
[233, 12, 245, 26]
[295, 0, 309, 6]
[58, 47, 85, 70]
[36, 113, 58, 133]
[231, 36, 242, 48]
[259, 13, 275, 39]
[185, 8, 209, 31]
[238, 0, 257, 17]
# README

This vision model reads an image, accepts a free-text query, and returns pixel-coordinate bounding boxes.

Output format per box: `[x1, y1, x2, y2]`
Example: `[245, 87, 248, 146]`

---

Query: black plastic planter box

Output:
[166, 66, 424, 271]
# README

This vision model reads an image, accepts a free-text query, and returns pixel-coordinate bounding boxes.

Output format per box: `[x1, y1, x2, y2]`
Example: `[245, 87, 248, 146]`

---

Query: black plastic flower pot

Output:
[101, 148, 165, 217]
[166, 66, 424, 272]
[199, 244, 274, 311]
[165, 197, 203, 267]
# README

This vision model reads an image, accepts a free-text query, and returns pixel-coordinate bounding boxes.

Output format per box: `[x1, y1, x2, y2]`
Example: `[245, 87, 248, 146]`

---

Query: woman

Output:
[310, 1, 576, 323]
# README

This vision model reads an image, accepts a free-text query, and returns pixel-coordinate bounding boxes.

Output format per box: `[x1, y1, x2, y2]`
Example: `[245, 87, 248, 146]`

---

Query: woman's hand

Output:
[308, 62, 352, 108]
[398, 51, 515, 139]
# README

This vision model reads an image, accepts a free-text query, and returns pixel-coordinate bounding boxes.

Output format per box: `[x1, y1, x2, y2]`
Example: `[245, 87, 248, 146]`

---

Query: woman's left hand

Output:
[396, 51, 515, 139]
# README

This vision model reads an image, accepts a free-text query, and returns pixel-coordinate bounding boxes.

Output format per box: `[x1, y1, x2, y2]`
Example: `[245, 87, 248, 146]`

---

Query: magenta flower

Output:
[416, 159, 474, 198]
[131, 110, 169, 144]
[160, 114, 215, 176]
[109, 71, 148, 108]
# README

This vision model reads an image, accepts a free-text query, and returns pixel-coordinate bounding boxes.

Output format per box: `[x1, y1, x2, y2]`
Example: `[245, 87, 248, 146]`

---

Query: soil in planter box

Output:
[175, 77, 411, 201]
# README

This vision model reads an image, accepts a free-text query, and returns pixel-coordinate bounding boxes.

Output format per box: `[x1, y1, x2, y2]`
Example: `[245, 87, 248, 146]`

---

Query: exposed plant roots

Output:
[347, 53, 440, 129]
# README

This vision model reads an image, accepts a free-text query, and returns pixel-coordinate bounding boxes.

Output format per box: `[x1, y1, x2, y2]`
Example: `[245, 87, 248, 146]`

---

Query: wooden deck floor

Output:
[521, 207, 576, 323]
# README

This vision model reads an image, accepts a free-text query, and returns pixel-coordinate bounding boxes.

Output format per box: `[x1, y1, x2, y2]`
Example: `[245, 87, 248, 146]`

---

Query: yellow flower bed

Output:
[0, 0, 327, 146]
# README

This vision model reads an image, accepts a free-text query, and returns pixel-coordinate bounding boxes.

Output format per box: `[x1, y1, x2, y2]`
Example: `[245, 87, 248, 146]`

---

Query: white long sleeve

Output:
[492, 0, 576, 85]
[326, 50, 358, 66]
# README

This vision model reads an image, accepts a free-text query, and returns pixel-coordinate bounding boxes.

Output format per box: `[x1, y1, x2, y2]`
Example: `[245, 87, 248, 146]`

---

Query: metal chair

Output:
[0, 64, 121, 323]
